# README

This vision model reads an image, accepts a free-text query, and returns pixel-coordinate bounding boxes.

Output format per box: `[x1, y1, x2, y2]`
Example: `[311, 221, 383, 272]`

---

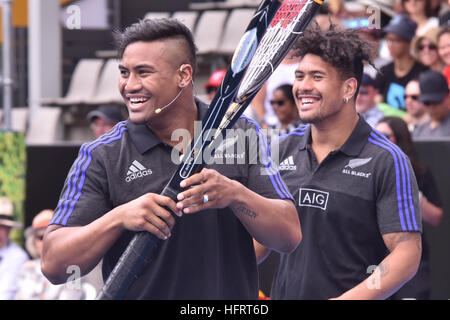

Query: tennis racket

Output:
[97, 0, 322, 300]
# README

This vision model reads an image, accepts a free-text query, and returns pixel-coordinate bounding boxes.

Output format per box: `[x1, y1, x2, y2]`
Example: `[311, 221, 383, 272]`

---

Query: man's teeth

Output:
[301, 98, 315, 105]
[129, 97, 148, 104]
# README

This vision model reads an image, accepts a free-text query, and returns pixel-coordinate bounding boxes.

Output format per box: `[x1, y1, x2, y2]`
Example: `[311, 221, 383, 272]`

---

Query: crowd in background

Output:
[205, 0, 449, 139]
[0, 0, 449, 300]
[242, 0, 450, 139]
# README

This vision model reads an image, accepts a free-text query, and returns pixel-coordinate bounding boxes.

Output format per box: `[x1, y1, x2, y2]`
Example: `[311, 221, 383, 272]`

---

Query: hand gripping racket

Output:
[97, 0, 322, 300]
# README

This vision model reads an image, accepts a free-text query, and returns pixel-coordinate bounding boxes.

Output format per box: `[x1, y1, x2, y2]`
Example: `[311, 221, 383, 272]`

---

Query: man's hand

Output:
[176, 168, 238, 214]
[119, 193, 181, 240]
[176, 168, 301, 254]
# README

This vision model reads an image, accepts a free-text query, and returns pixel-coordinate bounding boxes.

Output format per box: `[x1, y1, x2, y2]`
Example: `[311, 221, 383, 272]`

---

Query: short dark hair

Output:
[293, 25, 374, 95]
[438, 26, 450, 42]
[401, 0, 435, 18]
[377, 116, 427, 176]
[275, 84, 295, 106]
[114, 18, 198, 72]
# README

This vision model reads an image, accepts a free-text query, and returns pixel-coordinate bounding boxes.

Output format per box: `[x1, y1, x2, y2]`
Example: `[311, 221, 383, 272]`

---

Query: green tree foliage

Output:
[0, 132, 26, 245]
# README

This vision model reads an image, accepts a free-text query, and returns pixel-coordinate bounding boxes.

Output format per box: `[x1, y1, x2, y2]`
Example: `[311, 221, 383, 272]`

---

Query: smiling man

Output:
[257, 26, 423, 300]
[41, 18, 300, 300]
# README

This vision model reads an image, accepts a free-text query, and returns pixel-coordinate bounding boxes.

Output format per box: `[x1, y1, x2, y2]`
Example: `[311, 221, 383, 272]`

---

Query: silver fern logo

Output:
[342, 158, 372, 178]
[215, 135, 239, 153]
[345, 158, 372, 169]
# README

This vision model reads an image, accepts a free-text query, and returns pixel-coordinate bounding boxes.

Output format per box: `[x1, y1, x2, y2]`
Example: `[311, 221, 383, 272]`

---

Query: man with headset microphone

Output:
[41, 18, 301, 299]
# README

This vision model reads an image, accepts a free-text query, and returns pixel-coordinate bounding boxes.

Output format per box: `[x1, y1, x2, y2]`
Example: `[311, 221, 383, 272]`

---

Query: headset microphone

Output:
[154, 85, 186, 114]
[155, 64, 190, 114]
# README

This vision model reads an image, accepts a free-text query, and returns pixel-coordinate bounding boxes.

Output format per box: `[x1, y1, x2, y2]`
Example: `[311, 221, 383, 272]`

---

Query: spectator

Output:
[356, 74, 386, 127]
[0, 197, 28, 300]
[203, 69, 226, 103]
[269, 84, 302, 135]
[412, 27, 446, 72]
[432, 0, 445, 17]
[413, 70, 450, 137]
[203, 68, 259, 123]
[327, 0, 349, 19]
[403, 78, 431, 131]
[401, 0, 439, 36]
[358, 28, 390, 79]
[15, 210, 96, 300]
[376, 14, 429, 111]
[313, 2, 343, 30]
[394, 0, 407, 14]
[87, 104, 126, 139]
[251, 49, 300, 127]
[376, 116, 443, 299]
[440, 1, 450, 27]
[438, 26, 450, 85]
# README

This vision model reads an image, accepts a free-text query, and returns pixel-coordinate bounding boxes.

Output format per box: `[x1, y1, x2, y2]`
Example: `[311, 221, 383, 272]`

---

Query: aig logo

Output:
[299, 188, 329, 211]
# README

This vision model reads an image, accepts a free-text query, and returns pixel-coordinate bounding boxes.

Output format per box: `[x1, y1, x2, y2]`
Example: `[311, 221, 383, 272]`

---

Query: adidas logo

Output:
[279, 156, 297, 171]
[125, 160, 152, 183]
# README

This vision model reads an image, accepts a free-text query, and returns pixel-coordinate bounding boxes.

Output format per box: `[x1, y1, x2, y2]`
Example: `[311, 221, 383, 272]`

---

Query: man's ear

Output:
[179, 64, 193, 88]
[343, 77, 358, 102]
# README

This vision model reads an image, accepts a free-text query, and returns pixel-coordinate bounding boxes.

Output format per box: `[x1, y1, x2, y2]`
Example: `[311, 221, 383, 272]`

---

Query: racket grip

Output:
[97, 183, 181, 300]
[161, 184, 180, 202]
[96, 231, 161, 300]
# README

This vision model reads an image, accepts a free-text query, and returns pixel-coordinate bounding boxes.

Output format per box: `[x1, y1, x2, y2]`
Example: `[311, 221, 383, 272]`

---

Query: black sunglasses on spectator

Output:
[418, 44, 437, 51]
[270, 100, 286, 106]
[404, 94, 419, 101]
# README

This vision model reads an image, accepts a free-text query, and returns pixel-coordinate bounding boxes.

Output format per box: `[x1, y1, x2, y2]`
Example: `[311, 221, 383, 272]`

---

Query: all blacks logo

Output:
[298, 188, 329, 211]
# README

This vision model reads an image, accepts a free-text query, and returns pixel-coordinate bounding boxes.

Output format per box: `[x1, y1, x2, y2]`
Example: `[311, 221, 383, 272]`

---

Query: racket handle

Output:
[161, 183, 180, 201]
[96, 181, 183, 300]
[96, 231, 161, 300]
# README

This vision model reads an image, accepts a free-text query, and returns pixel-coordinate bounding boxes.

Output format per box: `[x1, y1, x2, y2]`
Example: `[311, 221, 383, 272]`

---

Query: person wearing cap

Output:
[204, 69, 226, 103]
[413, 70, 450, 138]
[375, 14, 429, 111]
[87, 104, 125, 139]
[15, 210, 95, 300]
[403, 77, 431, 132]
[0, 197, 29, 300]
[356, 74, 386, 127]
[204, 69, 261, 121]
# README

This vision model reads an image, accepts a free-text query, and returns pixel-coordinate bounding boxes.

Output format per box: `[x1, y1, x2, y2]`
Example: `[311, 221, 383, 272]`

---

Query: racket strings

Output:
[238, 0, 308, 96]
[270, 0, 306, 28]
